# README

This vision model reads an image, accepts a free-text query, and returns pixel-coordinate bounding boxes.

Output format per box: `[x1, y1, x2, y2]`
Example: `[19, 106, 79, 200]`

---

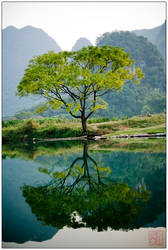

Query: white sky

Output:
[2, 1, 166, 51]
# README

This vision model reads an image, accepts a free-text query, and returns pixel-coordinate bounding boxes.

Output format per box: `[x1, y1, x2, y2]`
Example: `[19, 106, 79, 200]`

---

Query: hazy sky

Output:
[2, 1, 166, 51]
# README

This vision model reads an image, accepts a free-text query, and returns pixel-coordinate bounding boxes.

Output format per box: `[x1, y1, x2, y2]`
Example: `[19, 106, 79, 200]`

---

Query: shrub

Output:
[111, 117, 119, 121]
[3, 119, 23, 127]
[121, 116, 128, 120]
[88, 117, 110, 124]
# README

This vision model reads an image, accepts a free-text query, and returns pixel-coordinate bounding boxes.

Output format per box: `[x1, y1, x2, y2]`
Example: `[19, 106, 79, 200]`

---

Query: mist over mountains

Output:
[72, 37, 93, 51]
[2, 26, 62, 116]
[133, 21, 166, 59]
[2, 22, 166, 117]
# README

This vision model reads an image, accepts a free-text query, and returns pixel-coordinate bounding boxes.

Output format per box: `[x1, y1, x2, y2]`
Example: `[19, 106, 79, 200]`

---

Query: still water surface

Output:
[2, 140, 166, 248]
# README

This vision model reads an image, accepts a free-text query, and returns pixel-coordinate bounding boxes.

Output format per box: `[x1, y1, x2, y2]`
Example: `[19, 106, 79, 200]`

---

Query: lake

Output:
[2, 139, 166, 248]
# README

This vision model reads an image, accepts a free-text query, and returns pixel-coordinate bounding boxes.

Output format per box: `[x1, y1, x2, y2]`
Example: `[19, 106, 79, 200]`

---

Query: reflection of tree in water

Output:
[22, 142, 150, 232]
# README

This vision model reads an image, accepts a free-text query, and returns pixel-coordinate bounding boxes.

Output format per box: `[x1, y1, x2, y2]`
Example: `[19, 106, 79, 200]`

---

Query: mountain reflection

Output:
[21, 141, 165, 232]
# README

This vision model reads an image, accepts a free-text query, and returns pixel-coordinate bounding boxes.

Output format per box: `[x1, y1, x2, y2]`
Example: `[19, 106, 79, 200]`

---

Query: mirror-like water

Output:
[2, 140, 166, 248]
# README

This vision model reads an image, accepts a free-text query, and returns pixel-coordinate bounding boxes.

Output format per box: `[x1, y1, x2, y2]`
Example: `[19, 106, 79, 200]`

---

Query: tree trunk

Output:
[83, 142, 92, 190]
[81, 116, 87, 135]
[83, 141, 88, 162]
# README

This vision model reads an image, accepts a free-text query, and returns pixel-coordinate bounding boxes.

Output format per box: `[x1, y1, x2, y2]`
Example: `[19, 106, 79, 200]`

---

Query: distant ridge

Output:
[72, 37, 93, 51]
[133, 21, 166, 59]
[3, 25, 62, 116]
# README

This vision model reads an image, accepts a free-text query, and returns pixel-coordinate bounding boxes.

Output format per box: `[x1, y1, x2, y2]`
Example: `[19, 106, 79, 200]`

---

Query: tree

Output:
[22, 142, 150, 231]
[17, 46, 144, 135]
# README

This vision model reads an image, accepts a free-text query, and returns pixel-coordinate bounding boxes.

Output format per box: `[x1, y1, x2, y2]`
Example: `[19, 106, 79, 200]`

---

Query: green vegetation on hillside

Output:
[95, 31, 166, 118]
[96, 31, 165, 93]
[133, 21, 166, 60]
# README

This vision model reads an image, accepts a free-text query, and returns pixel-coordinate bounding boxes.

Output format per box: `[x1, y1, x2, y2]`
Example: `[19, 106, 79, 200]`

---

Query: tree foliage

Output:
[16, 32, 166, 119]
[17, 45, 143, 134]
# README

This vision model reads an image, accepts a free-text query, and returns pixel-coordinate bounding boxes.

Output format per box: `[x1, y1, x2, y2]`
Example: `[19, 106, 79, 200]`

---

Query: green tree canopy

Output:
[17, 45, 143, 134]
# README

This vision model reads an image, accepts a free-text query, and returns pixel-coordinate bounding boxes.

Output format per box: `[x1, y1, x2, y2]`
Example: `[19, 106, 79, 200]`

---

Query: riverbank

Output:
[2, 113, 166, 143]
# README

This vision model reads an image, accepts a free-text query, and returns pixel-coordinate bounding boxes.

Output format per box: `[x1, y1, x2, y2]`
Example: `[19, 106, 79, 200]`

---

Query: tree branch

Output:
[97, 90, 110, 97]
[61, 85, 80, 100]
[51, 89, 81, 119]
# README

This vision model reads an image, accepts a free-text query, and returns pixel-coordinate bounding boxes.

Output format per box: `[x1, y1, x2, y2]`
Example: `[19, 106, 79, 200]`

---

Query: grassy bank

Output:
[2, 119, 83, 143]
[89, 113, 166, 137]
[2, 113, 166, 143]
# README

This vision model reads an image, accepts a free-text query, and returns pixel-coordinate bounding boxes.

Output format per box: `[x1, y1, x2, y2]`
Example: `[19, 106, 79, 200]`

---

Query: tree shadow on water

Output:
[22, 141, 150, 232]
